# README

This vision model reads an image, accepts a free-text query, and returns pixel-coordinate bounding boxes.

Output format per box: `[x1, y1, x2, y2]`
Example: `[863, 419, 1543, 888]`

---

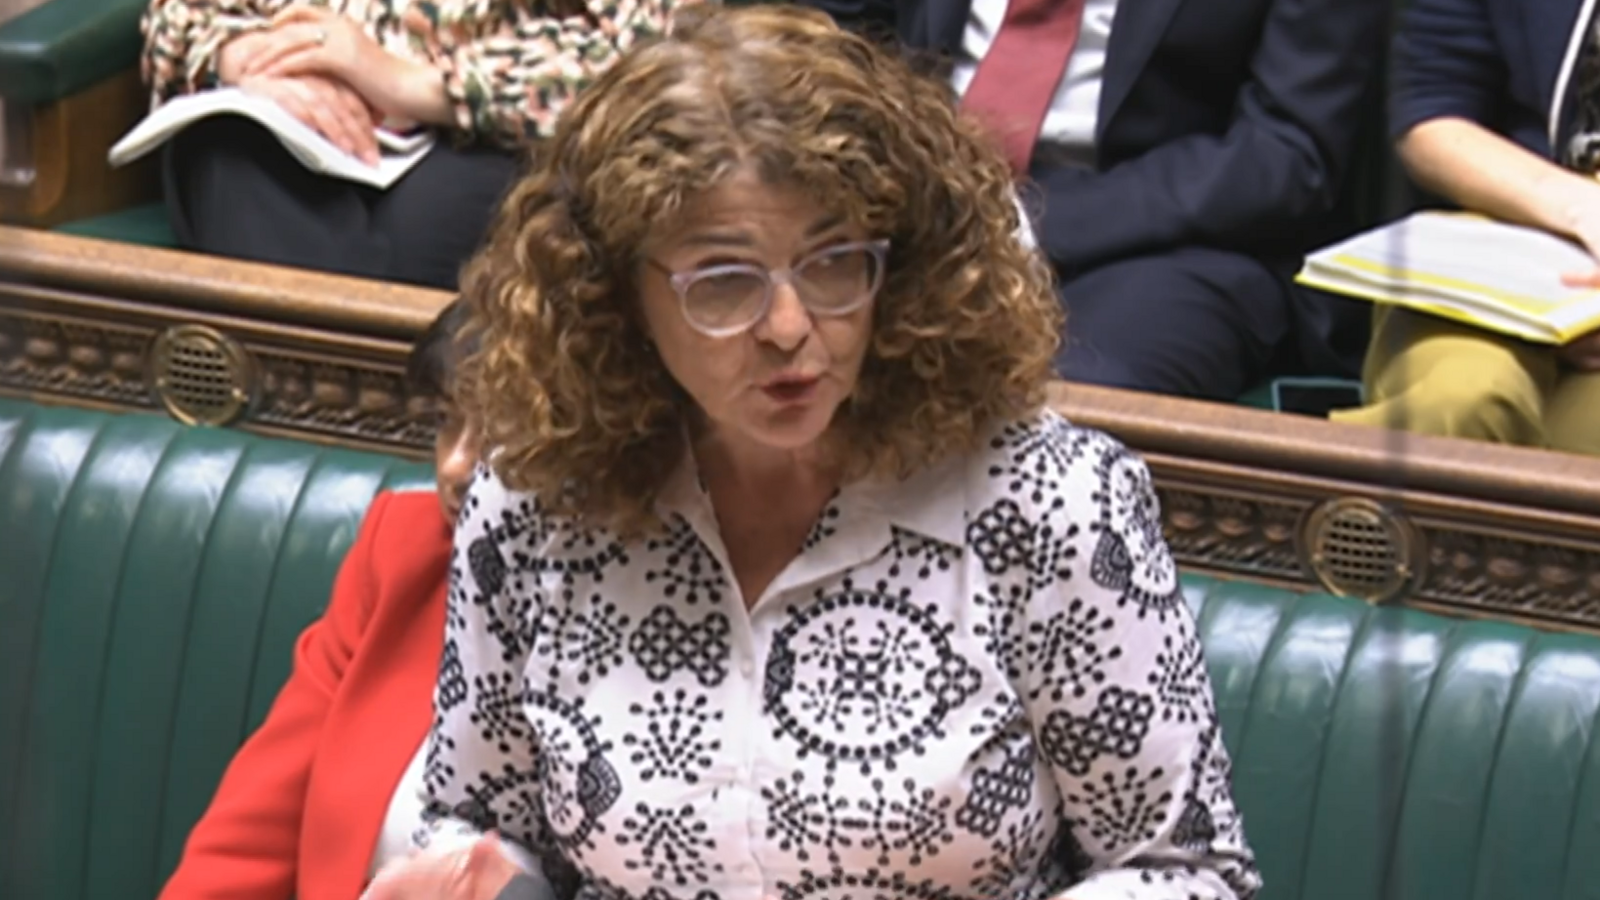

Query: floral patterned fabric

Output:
[139, 0, 698, 148]
[416, 411, 1261, 900]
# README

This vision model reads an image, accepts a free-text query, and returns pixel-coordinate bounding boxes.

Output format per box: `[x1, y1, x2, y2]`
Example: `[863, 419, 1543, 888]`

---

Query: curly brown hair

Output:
[457, 3, 1061, 534]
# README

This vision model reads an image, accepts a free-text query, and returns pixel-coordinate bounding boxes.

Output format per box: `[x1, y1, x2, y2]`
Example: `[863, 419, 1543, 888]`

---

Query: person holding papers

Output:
[139, 0, 693, 289]
[1329, 0, 1600, 452]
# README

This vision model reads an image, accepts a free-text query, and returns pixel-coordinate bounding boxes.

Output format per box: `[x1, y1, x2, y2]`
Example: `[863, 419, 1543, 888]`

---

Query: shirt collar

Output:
[654, 439, 969, 550]
[842, 451, 969, 549]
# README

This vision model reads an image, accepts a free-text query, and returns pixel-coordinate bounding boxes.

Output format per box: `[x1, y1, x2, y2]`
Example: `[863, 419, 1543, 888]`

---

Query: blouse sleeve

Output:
[1020, 433, 1261, 900]
[416, 468, 556, 865]
[139, 0, 283, 106]
[406, 0, 702, 148]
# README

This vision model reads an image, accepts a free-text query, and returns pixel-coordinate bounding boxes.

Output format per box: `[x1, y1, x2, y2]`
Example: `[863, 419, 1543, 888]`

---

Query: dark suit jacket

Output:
[799, 0, 1389, 278]
[1391, 0, 1590, 160]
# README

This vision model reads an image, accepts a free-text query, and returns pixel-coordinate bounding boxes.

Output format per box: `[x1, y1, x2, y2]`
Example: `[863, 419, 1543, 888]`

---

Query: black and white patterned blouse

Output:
[417, 412, 1260, 900]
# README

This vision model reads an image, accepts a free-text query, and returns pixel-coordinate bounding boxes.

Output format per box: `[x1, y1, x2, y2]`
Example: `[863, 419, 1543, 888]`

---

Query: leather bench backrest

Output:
[0, 398, 432, 900]
[4, 399, 1600, 900]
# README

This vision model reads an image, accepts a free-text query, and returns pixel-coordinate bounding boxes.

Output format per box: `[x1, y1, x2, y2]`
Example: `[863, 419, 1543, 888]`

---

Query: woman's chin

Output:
[733, 395, 841, 452]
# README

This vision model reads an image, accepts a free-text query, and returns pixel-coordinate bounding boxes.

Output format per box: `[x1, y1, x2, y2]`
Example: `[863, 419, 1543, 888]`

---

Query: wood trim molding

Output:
[1048, 385, 1600, 633]
[6, 229, 1600, 630]
[0, 70, 158, 227]
[0, 227, 449, 455]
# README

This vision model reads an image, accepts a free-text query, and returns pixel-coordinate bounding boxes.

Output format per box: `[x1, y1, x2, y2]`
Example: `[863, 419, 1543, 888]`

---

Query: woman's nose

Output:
[756, 280, 812, 349]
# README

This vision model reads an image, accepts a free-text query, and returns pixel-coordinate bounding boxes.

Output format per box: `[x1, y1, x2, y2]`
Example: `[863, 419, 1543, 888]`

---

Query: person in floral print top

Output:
[139, 0, 694, 288]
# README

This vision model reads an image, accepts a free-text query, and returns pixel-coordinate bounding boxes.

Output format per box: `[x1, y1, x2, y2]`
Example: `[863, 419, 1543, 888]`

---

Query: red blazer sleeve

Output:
[159, 492, 396, 900]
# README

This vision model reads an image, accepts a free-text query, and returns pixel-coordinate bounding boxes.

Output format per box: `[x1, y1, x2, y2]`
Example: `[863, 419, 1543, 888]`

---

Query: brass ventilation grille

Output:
[148, 325, 257, 427]
[1301, 497, 1422, 604]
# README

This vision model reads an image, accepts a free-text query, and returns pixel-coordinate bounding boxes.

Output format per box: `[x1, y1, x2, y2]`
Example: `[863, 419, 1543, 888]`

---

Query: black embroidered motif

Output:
[1089, 443, 1185, 622]
[955, 734, 1036, 838]
[526, 690, 619, 850]
[1064, 765, 1174, 853]
[533, 596, 632, 683]
[468, 534, 507, 597]
[472, 668, 531, 754]
[766, 590, 981, 772]
[762, 772, 858, 865]
[854, 777, 956, 865]
[638, 889, 721, 900]
[1171, 794, 1217, 852]
[616, 801, 722, 886]
[778, 867, 964, 900]
[629, 605, 731, 686]
[968, 807, 1050, 899]
[1038, 685, 1157, 776]
[883, 525, 961, 582]
[967, 498, 1079, 592]
[802, 496, 843, 551]
[1149, 627, 1210, 723]
[986, 417, 1083, 509]
[438, 638, 468, 711]
[644, 516, 729, 606]
[623, 687, 723, 782]
[1027, 596, 1122, 702]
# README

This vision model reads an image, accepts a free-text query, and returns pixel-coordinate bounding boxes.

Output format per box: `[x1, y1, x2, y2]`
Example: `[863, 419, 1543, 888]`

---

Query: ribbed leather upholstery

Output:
[3, 397, 1600, 900]
[0, 398, 431, 900]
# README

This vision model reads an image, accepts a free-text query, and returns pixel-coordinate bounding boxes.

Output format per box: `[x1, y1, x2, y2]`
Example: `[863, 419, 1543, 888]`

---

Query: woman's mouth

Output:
[761, 375, 821, 404]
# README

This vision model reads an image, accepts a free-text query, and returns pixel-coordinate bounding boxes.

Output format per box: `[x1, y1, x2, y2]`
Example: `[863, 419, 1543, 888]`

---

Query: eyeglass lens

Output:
[684, 245, 881, 332]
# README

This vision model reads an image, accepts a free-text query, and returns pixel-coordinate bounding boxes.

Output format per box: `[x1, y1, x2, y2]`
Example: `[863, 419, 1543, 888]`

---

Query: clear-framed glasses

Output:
[649, 239, 890, 339]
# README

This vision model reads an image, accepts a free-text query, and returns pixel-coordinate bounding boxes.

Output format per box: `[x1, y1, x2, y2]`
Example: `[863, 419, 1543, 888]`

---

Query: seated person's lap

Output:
[164, 116, 518, 290]
[1054, 245, 1293, 401]
[1331, 307, 1600, 453]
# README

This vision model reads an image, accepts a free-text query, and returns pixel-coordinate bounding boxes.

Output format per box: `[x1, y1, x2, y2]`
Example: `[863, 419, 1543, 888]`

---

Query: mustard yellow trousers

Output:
[1330, 308, 1600, 454]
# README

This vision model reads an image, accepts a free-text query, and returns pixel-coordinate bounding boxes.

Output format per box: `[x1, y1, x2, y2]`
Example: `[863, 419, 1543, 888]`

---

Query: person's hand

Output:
[361, 833, 520, 900]
[1558, 329, 1600, 371]
[246, 5, 449, 125]
[217, 30, 274, 85]
[1560, 184, 1600, 288]
[236, 73, 381, 164]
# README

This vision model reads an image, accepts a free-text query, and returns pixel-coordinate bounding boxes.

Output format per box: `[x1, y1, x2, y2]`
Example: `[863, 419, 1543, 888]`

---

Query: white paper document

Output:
[109, 87, 435, 190]
[1299, 211, 1600, 344]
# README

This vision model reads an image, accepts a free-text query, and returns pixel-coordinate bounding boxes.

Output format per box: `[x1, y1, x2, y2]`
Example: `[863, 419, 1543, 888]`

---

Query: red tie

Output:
[961, 0, 1088, 174]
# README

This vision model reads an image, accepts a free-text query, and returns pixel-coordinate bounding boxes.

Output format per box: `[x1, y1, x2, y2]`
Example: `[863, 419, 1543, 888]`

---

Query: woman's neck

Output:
[690, 425, 836, 499]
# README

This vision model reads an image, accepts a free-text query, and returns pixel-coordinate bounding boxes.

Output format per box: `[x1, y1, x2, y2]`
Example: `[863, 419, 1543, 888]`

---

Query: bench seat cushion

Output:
[54, 203, 177, 248]
[3, 398, 1599, 900]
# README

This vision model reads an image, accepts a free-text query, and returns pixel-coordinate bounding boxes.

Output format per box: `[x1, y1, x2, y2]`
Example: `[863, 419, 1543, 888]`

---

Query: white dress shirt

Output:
[415, 411, 1259, 900]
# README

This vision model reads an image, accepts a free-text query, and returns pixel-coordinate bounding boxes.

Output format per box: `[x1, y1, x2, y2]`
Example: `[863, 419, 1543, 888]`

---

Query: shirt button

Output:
[740, 659, 756, 678]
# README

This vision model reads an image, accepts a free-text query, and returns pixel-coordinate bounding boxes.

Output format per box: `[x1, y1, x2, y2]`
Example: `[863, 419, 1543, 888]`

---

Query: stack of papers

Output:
[1298, 211, 1600, 345]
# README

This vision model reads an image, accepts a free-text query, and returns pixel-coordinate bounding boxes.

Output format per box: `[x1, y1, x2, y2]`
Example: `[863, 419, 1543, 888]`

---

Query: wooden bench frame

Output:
[5, 226, 1600, 632]
[0, 69, 157, 227]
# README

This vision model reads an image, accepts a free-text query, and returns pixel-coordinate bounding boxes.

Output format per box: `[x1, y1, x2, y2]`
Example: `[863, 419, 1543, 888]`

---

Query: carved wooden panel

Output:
[0, 299, 433, 455]
[0, 228, 444, 456]
[0, 303, 154, 407]
[251, 348, 433, 452]
[1408, 522, 1600, 627]
[10, 228, 1600, 632]
[1160, 485, 1307, 583]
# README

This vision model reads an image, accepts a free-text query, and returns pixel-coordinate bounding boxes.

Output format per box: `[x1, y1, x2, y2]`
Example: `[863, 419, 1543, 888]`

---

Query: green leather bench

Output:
[5, 396, 1599, 900]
